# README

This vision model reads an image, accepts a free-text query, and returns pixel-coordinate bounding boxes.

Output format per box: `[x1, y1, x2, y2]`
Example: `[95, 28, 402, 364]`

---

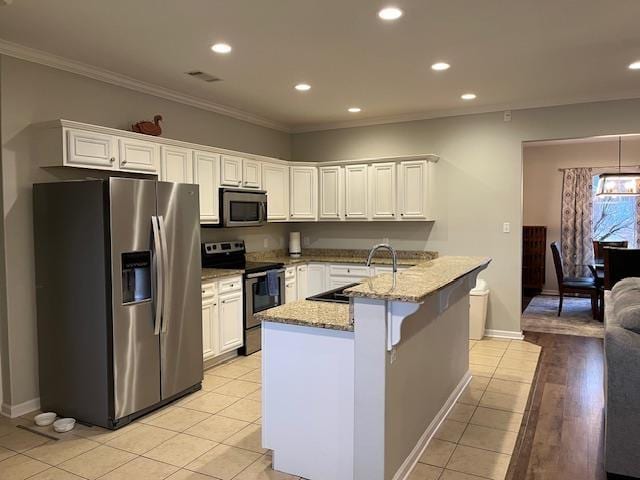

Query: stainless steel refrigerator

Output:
[33, 178, 203, 429]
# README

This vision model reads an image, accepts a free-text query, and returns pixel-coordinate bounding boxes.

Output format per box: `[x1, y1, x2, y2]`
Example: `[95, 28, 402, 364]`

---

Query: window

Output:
[592, 176, 637, 246]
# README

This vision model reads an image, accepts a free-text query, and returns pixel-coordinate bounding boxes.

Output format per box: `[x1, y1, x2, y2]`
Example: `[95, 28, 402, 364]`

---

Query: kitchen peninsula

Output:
[256, 256, 491, 480]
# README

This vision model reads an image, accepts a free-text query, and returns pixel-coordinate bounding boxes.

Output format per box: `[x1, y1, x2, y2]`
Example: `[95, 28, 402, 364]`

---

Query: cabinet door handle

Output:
[110, 157, 116, 163]
[213, 303, 217, 306]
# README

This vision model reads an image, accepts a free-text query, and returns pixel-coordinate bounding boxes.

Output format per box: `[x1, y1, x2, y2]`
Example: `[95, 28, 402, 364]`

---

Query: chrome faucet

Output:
[366, 243, 398, 287]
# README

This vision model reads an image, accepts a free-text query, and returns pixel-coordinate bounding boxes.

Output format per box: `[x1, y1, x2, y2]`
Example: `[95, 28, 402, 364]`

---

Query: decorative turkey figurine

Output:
[132, 115, 163, 136]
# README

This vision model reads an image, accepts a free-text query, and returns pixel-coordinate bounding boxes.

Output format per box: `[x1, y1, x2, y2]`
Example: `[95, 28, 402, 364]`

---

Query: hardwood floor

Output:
[507, 332, 609, 480]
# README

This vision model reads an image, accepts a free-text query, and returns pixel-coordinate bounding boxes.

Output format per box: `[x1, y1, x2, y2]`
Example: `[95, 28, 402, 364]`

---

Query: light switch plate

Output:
[503, 222, 511, 233]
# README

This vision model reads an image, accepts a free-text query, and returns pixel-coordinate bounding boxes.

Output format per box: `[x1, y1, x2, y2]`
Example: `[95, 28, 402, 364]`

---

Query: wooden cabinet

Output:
[66, 129, 116, 169]
[218, 289, 244, 354]
[344, 164, 369, 220]
[242, 159, 262, 189]
[220, 155, 243, 187]
[118, 138, 159, 173]
[160, 146, 193, 183]
[290, 166, 318, 220]
[370, 162, 396, 220]
[399, 160, 433, 220]
[319, 166, 343, 220]
[307, 263, 327, 297]
[194, 151, 220, 224]
[296, 265, 308, 300]
[262, 163, 289, 221]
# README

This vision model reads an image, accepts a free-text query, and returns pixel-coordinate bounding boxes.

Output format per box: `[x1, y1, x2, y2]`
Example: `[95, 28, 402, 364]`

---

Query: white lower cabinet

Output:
[218, 289, 244, 354]
[307, 263, 327, 297]
[201, 276, 243, 361]
[285, 267, 297, 304]
[296, 265, 308, 300]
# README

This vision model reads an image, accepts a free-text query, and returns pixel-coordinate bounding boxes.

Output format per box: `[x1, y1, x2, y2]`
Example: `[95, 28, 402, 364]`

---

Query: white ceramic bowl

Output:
[34, 412, 56, 426]
[53, 418, 76, 433]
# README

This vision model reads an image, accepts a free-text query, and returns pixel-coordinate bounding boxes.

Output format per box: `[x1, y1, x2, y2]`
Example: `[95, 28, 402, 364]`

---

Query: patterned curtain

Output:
[561, 168, 594, 277]
[637, 196, 640, 247]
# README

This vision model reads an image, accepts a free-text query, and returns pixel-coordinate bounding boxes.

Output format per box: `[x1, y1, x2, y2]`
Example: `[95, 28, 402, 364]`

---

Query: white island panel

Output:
[262, 322, 355, 480]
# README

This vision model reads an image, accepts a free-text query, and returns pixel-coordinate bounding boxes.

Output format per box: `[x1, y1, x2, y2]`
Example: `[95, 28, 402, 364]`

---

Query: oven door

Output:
[221, 189, 267, 227]
[244, 269, 285, 329]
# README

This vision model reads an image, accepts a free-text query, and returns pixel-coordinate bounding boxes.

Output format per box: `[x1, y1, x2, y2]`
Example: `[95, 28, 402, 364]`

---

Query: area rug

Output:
[521, 295, 604, 338]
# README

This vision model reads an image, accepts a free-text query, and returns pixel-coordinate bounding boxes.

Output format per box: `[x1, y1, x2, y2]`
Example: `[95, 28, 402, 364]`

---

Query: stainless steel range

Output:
[201, 241, 284, 355]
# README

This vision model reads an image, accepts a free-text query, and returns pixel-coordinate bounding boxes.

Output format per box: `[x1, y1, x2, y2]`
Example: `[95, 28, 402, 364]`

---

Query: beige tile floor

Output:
[0, 339, 539, 480]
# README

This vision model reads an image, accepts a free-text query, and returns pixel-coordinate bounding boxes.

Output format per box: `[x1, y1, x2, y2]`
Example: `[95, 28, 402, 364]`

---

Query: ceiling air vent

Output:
[186, 71, 222, 83]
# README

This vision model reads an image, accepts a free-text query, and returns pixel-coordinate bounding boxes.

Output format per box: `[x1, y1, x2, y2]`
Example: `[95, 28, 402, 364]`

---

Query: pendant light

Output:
[596, 136, 640, 196]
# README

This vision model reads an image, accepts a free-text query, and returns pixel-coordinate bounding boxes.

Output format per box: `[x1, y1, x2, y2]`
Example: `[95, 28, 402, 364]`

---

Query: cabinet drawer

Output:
[329, 265, 371, 277]
[201, 281, 217, 299]
[219, 276, 242, 293]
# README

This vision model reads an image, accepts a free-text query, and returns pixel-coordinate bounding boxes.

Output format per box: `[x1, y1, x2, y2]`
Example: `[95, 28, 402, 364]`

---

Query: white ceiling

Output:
[1, 0, 640, 131]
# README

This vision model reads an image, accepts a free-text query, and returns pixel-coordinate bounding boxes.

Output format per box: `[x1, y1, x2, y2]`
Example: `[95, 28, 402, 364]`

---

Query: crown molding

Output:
[0, 39, 291, 133]
[291, 92, 640, 134]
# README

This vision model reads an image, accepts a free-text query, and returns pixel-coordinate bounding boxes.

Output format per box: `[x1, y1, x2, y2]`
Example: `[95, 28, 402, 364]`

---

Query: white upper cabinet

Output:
[370, 162, 397, 220]
[220, 155, 244, 187]
[262, 163, 289, 221]
[160, 145, 193, 183]
[118, 138, 160, 174]
[318, 166, 343, 220]
[399, 160, 433, 220]
[290, 166, 318, 220]
[194, 151, 220, 224]
[66, 129, 116, 169]
[344, 164, 369, 220]
[242, 158, 262, 189]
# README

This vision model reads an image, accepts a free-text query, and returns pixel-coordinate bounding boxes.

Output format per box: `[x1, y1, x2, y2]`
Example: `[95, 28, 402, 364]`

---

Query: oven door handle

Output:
[245, 269, 285, 279]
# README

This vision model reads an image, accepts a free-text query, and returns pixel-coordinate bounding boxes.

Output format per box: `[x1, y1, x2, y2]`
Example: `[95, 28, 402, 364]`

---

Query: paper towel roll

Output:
[289, 231, 301, 257]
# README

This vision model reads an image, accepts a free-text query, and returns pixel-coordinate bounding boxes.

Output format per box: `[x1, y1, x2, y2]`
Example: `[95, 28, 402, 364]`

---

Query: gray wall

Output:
[0, 55, 291, 408]
[523, 137, 640, 293]
[292, 99, 640, 335]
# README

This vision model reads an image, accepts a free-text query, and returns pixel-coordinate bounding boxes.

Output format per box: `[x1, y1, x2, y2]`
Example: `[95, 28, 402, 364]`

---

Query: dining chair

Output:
[604, 247, 640, 290]
[550, 241, 600, 318]
[593, 240, 629, 262]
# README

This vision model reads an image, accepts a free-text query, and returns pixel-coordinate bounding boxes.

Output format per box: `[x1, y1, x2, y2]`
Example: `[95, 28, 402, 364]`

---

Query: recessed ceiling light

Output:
[211, 43, 232, 54]
[431, 62, 450, 71]
[461, 93, 477, 100]
[629, 61, 640, 70]
[294, 83, 311, 92]
[378, 6, 403, 20]
[348, 107, 362, 113]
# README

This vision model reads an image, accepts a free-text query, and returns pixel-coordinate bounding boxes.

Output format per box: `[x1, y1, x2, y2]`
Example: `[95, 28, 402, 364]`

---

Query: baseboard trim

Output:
[393, 370, 472, 480]
[540, 289, 559, 296]
[1, 397, 40, 418]
[484, 329, 525, 340]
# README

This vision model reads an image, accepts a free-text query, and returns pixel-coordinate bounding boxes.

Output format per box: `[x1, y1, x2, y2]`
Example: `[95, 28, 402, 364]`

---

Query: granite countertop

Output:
[201, 268, 244, 281]
[344, 256, 491, 303]
[254, 300, 353, 332]
[246, 248, 438, 267]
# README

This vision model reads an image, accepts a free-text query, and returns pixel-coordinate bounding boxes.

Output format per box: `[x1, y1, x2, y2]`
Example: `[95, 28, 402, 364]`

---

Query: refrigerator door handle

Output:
[151, 215, 163, 336]
[158, 215, 170, 334]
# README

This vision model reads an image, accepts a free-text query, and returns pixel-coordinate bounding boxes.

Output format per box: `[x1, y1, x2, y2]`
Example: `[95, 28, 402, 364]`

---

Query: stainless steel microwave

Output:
[220, 188, 267, 227]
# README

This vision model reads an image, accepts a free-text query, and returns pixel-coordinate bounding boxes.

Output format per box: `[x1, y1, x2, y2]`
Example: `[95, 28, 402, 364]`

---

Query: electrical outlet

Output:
[304, 236, 310, 247]
[503, 222, 511, 233]
[383, 237, 390, 244]
[504, 110, 512, 122]
[263, 238, 269, 249]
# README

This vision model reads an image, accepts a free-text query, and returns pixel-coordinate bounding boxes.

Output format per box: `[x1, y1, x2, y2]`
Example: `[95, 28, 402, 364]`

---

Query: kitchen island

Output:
[256, 256, 491, 480]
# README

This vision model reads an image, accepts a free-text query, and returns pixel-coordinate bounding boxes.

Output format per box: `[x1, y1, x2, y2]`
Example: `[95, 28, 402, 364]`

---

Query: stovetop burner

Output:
[201, 240, 283, 274]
